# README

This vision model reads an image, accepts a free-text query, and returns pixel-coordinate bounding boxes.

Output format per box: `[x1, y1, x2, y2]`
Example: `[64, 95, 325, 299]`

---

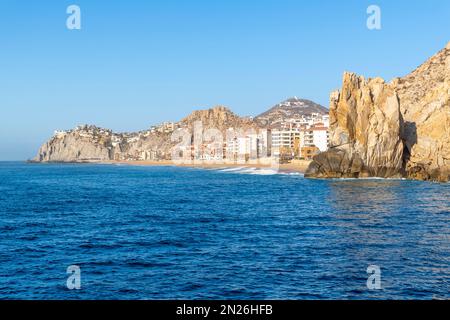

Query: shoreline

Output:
[23, 161, 450, 182]
[106, 160, 312, 173]
[29, 159, 312, 173]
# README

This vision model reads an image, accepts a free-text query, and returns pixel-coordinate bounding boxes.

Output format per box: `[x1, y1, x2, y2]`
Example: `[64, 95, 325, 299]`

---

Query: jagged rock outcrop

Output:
[396, 42, 450, 181]
[305, 74, 405, 179]
[306, 42, 450, 182]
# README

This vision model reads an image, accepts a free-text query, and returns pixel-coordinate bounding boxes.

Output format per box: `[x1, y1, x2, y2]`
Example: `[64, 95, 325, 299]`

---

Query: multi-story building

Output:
[226, 129, 272, 162]
[140, 150, 158, 161]
[271, 116, 330, 160]
[299, 124, 329, 159]
[321, 115, 330, 127]
[271, 127, 301, 157]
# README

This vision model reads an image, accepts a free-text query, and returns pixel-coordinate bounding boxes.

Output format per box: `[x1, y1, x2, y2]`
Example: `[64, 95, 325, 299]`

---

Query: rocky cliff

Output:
[33, 106, 259, 163]
[33, 125, 173, 162]
[180, 106, 257, 133]
[305, 42, 450, 182]
[396, 42, 450, 181]
[34, 126, 113, 162]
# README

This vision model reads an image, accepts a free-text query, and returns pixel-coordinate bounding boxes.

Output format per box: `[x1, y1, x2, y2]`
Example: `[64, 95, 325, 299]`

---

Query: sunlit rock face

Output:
[396, 43, 450, 182]
[306, 73, 405, 179]
[306, 42, 450, 182]
[33, 127, 113, 162]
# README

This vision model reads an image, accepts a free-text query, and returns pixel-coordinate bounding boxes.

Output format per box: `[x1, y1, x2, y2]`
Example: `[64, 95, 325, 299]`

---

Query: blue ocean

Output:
[0, 162, 449, 300]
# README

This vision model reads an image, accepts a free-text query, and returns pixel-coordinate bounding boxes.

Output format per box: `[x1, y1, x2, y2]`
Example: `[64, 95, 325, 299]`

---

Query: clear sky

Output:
[0, 0, 449, 160]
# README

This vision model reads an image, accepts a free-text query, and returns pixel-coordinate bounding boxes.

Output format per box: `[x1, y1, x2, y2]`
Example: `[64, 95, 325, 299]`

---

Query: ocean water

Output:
[0, 162, 449, 300]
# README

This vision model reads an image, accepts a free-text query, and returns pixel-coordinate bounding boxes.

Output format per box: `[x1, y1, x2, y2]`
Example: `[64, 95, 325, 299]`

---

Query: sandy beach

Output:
[101, 159, 312, 173]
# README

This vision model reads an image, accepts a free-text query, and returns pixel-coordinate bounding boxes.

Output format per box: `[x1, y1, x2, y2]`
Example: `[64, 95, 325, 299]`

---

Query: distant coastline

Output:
[28, 159, 312, 173]
[30, 43, 450, 182]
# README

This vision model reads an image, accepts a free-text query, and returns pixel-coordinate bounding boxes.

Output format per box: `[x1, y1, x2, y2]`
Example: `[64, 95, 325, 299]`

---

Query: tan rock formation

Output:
[306, 43, 450, 182]
[180, 106, 257, 133]
[305, 73, 404, 179]
[397, 43, 450, 181]
[34, 127, 113, 162]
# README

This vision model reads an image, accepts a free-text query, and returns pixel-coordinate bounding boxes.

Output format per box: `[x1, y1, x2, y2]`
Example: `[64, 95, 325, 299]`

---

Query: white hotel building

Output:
[270, 114, 330, 159]
[300, 126, 329, 152]
[226, 129, 272, 161]
[271, 128, 301, 157]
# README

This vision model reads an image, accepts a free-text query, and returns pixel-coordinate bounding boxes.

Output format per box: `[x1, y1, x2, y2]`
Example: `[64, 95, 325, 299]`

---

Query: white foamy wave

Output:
[218, 167, 247, 172]
[216, 167, 303, 176]
[280, 172, 304, 177]
[239, 168, 279, 175]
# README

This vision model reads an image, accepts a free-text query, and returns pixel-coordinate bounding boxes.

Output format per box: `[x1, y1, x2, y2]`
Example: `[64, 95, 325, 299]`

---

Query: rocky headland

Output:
[33, 107, 253, 163]
[32, 96, 329, 164]
[305, 42, 450, 182]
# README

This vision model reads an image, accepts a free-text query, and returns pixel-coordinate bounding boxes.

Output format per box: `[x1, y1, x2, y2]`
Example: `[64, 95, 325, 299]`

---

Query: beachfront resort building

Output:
[225, 129, 272, 162]
[271, 127, 301, 158]
[298, 124, 329, 160]
[300, 125, 329, 152]
[270, 116, 330, 160]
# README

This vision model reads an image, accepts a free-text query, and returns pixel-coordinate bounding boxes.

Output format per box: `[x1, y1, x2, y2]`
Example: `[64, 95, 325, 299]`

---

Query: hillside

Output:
[254, 97, 328, 127]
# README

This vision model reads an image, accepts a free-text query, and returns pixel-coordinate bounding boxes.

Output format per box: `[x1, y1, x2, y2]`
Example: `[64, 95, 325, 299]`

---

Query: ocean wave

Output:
[240, 168, 279, 175]
[217, 167, 247, 172]
[217, 167, 301, 176]
[280, 172, 304, 176]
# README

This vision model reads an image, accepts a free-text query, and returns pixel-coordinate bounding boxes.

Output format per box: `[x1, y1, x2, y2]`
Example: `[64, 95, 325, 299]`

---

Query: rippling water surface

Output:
[0, 162, 449, 299]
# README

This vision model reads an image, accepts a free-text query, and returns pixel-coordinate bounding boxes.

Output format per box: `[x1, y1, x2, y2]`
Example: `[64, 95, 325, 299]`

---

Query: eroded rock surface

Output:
[306, 43, 450, 182]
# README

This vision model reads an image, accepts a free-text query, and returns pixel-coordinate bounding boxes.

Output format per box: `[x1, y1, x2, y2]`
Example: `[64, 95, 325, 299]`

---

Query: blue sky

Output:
[0, 0, 449, 160]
